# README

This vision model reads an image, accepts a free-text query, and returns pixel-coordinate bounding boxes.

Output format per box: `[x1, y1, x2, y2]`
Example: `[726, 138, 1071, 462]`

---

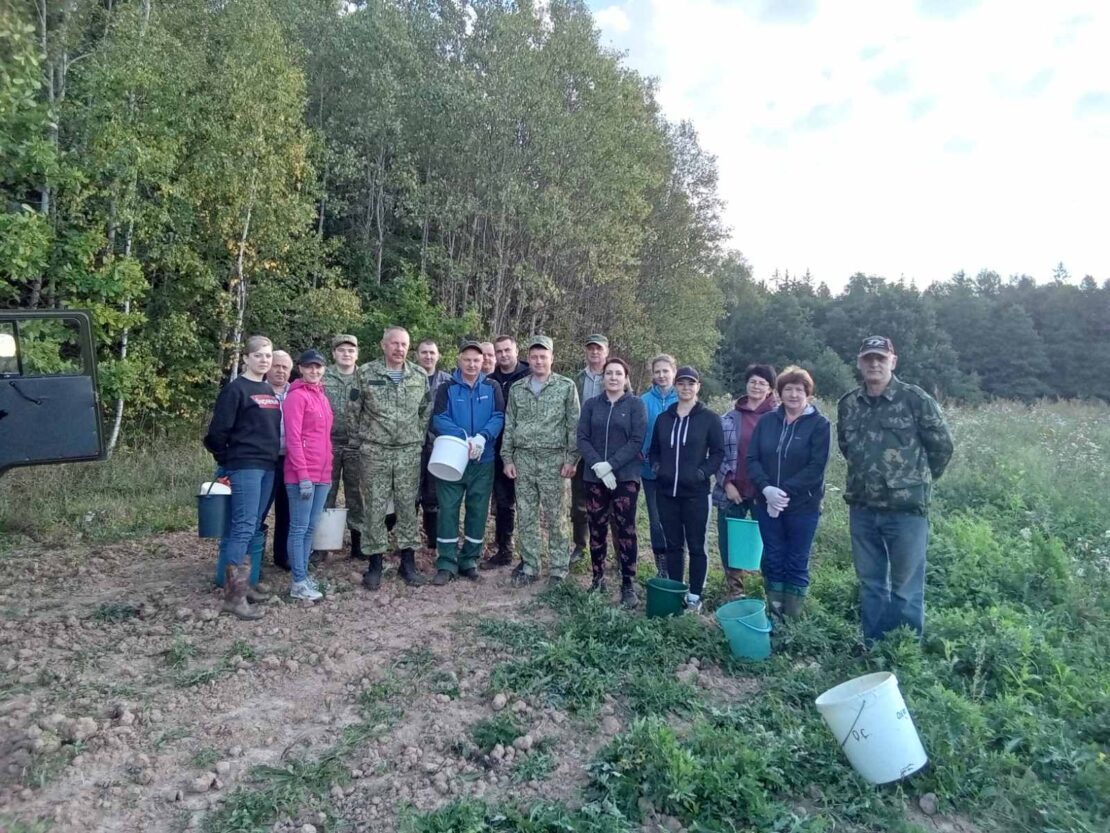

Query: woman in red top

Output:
[283, 349, 334, 601]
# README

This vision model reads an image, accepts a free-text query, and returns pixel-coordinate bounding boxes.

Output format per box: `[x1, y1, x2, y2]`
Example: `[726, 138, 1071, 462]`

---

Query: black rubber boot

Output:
[350, 529, 367, 561]
[399, 548, 427, 587]
[362, 553, 383, 591]
[480, 547, 513, 570]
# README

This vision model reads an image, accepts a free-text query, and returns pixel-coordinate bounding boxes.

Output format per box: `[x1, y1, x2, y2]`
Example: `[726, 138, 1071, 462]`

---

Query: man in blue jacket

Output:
[429, 340, 506, 584]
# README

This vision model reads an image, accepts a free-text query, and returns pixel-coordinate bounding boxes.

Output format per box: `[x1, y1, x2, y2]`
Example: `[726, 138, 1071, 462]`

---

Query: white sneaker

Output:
[305, 575, 321, 592]
[290, 580, 323, 601]
[685, 595, 703, 615]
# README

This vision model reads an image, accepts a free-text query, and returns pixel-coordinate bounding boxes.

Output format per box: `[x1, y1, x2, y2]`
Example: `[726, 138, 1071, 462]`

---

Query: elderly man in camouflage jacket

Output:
[350, 326, 431, 591]
[837, 336, 953, 642]
[323, 335, 364, 560]
[502, 336, 581, 587]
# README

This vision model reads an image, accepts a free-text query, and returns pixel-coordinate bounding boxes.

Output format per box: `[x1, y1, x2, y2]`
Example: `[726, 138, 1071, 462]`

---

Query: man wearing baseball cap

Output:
[570, 334, 610, 562]
[501, 335, 581, 586]
[323, 334, 364, 561]
[837, 335, 953, 642]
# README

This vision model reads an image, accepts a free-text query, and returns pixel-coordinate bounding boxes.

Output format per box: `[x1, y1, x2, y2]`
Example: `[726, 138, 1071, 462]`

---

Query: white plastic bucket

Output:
[312, 507, 348, 551]
[815, 671, 927, 784]
[427, 435, 469, 482]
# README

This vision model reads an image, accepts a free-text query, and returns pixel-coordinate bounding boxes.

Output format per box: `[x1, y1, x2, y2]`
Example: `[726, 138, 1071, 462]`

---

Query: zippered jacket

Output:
[713, 394, 776, 507]
[349, 359, 430, 448]
[283, 379, 334, 484]
[648, 401, 725, 498]
[323, 366, 359, 445]
[203, 376, 281, 470]
[431, 370, 506, 465]
[640, 384, 678, 480]
[576, 392, 647, 484]
[746, 403, 830, 515]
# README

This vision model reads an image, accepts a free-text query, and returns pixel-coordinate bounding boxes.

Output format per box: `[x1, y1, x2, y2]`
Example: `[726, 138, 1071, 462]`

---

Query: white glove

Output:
[762, 485, 790, 513]
[468, 434, 486, 461]
[592, 461, 613, 479]
[602, 472, 618, 490]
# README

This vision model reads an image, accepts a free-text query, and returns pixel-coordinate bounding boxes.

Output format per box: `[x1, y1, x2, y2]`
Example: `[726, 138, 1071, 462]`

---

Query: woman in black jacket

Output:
[745, 366, 831, 618]
[577, 357, 647, 608]
[648, 366, 725, 614]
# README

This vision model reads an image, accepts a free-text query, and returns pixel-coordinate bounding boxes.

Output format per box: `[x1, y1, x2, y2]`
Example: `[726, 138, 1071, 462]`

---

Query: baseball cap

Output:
[297, 348, 327, 366]
[332, 334, 358, 349]
[584, 333, 609, 347]
[858, 336, 895, 357]
[675, 366, 700, 382]
[458, 339, 483, 353]
[527, 335, 554, 351]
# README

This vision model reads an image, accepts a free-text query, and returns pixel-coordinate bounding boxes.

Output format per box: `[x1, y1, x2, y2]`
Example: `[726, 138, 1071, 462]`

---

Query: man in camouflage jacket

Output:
[349, 326, 431, 590]
[501, 336, 581, 585]
[837, 336, 953, 642]
[323, 334, 364, 560]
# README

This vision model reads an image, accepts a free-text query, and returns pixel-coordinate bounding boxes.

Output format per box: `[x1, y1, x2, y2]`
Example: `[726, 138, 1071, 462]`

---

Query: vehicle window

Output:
[0, 322, 17, 376]
[17, 317, 87, 376]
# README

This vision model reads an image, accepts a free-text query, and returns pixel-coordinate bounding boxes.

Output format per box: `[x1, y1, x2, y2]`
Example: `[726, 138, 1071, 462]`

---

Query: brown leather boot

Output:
[222, 565, 263, 620]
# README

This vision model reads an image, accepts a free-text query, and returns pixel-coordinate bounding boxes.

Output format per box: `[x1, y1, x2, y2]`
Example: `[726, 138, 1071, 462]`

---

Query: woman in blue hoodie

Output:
[640, 354, 678, 577]
[745, 366, 831, 618]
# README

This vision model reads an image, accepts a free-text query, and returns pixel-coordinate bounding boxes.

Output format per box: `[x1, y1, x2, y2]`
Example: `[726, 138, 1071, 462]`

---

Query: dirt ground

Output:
[0, 532, 640, 832]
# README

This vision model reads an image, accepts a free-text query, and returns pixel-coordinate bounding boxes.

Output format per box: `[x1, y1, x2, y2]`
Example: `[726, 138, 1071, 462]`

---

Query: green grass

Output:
[191, 746, 220, 770]
[91, 602, 140, 622]
[469, 713, 524, 753]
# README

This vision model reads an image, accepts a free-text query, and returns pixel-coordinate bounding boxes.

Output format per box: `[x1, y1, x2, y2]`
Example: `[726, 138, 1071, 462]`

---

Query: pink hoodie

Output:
[283, 379, 334, 484]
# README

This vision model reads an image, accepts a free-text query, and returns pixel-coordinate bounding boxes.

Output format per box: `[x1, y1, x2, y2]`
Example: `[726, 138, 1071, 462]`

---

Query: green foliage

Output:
[92, 602, 139, 622]
[469, 713, 524, 754]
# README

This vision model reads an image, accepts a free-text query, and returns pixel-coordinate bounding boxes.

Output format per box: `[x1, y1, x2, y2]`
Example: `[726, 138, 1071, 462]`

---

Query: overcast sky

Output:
[588, 0, 1109, 291]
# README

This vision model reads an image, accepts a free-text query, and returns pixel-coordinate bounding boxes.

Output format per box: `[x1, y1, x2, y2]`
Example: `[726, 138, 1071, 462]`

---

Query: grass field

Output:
[1, 400, 1107, 833]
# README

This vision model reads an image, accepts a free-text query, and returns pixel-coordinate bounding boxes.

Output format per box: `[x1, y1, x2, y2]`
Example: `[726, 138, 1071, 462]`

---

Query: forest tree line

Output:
[3, 1, 1107, 449]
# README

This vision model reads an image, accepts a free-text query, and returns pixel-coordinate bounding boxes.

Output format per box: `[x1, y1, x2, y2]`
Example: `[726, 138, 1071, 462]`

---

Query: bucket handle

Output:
[202, 469, 226, 497]
[737, 618, 772, 634]
[838, 701, 867, 749]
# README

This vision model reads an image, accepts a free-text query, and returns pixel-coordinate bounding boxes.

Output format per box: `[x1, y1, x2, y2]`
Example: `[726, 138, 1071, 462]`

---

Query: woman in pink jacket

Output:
[283, 349, 334, 601]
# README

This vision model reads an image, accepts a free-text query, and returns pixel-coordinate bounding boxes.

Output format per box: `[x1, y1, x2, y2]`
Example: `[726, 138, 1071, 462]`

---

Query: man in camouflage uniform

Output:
[501, 336, 581, 587]
[350, 326, 431, 590]
[323, 335, 364, 560]
[837, 335, 953, 642]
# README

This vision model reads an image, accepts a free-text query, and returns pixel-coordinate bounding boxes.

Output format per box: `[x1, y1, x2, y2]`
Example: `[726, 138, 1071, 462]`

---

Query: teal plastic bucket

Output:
[197, 493, 231, 538]
[716, 599, 772, 660]
[646, 577, 688, 618]
[726, 517, 763, 570]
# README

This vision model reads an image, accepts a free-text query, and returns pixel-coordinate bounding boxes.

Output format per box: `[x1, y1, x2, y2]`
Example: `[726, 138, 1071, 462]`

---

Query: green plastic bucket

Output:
[726, 517, 763, 570]
[645, 577, 688, 618]
[716, 599, 772, 660]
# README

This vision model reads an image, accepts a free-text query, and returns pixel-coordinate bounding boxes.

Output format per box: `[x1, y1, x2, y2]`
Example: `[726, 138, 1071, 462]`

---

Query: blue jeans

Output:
[849, 507, 930, 641]
[217, 468, 275, 569]
[286, 483, 331, 583]
[755, 505, 820, 593]
[641, 479, 667, 556]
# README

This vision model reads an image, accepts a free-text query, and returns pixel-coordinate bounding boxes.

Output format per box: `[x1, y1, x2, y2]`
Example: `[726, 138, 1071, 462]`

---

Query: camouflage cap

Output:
[584, 333, 609, 347]
[332, 334, 358, 349]
[458, 339, 483, 353]
[527, 335, 554, 351]
[858, 335, 895, 356]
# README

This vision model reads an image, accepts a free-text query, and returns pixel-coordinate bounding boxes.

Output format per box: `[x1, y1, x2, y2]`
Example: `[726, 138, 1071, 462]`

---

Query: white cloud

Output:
[594, 4, 632, 34]
[591, 0, 1110, 288]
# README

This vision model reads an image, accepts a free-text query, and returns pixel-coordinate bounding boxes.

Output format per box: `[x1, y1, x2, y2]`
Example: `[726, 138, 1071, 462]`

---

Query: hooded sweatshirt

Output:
[203, 376, 281, 470]
[283, 379, 334, 484]
[713, 394, 777, 507]
[640, 384, 678, 480]
[745, 403, 831, 515]
[577, 391, 648, 484]
[648, 401, 726, 499]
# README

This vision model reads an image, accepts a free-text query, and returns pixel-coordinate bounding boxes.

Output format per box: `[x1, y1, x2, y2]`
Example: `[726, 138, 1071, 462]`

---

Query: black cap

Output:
[675, 366, 700, 382]
[297, 348, 327, 367]
[858, 335, 895, 357]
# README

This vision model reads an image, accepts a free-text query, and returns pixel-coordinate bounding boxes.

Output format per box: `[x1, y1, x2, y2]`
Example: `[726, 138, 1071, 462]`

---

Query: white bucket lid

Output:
[198, 481, 232, 496]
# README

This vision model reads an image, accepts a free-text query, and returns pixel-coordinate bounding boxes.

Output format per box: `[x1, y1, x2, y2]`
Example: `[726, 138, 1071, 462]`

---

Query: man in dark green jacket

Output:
[323, 335, 363, 560]
[837, 336, 953, 642]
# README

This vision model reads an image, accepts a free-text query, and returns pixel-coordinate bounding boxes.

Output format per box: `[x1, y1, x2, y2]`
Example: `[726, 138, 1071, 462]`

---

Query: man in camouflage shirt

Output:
[349, 326, 431, 590]
[501, 336, 581, 586]
[323, 335, 364, 560]
[837, 336, 953, 641]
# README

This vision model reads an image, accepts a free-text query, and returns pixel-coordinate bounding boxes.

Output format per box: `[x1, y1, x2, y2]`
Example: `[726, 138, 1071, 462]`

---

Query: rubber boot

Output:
[724, 568, 746, 599]
[222, 565, 263, 620]
[783, 589, 806, 618]
[362, 553, 383, 591]
[246, 530, 270, 602]
[349, 529, 367, 561]
[765, 588, 785, 620]
[399, 548, 427, 587]
[480, 546, 513, 570]
[422, 510, 438, 552]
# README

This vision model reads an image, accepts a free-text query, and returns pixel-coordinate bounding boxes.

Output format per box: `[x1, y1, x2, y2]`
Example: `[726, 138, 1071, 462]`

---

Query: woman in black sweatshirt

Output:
[745, 366, 831, 618]
[203, 335, 282, 620]
[648, 366, 725, 613]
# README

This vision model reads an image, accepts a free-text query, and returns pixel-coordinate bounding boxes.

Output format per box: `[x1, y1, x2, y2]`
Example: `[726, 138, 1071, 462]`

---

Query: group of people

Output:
[203, 328, 953, 644]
